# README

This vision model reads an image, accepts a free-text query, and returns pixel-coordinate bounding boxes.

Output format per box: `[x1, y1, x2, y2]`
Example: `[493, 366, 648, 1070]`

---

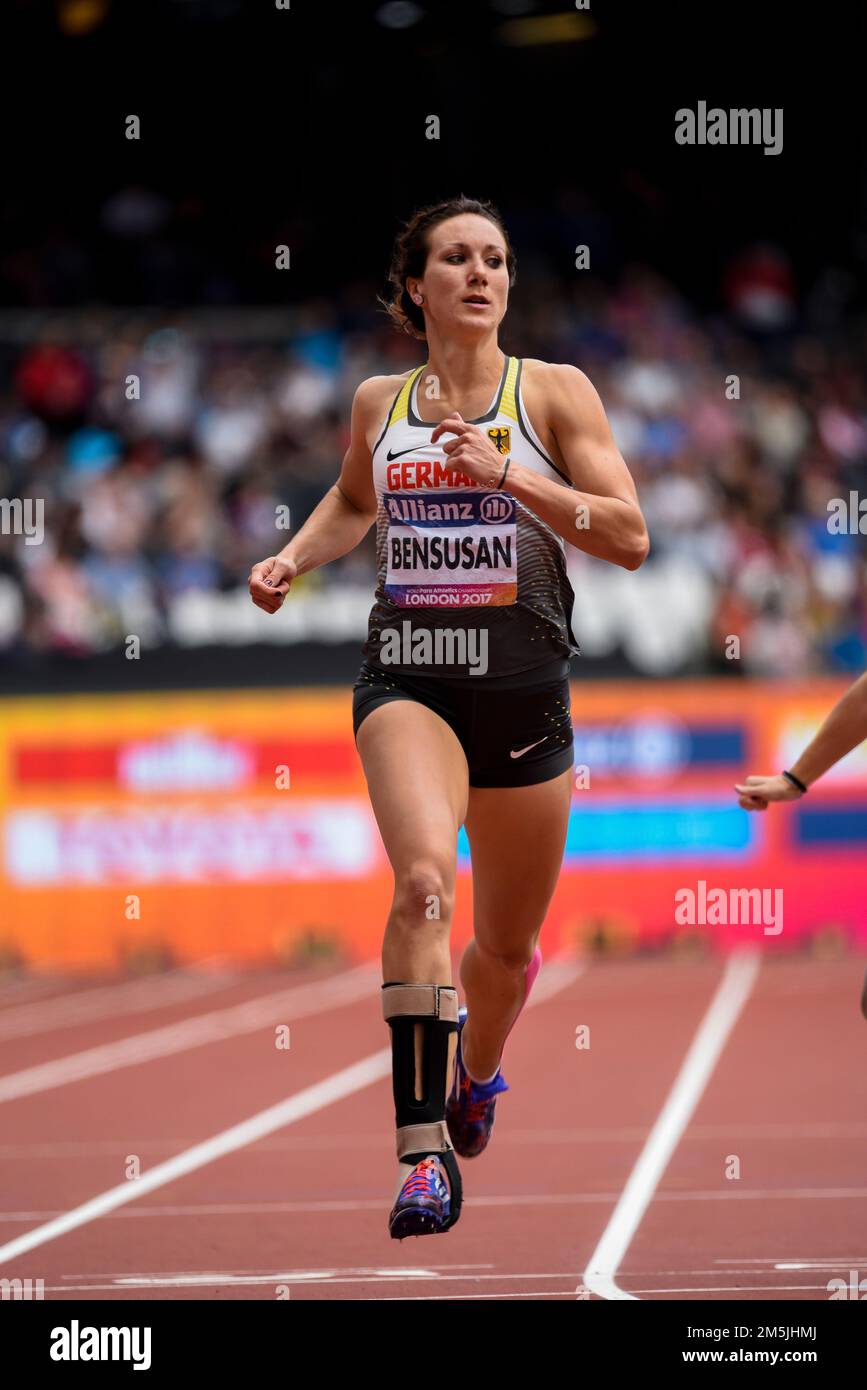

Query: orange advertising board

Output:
[1, 678, 865, 968]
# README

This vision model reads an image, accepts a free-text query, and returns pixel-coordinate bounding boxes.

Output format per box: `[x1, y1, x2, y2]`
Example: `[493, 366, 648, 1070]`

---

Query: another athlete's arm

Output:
[431, 363, 648, 570]
[249, 377, 385, 614]
[735, 670, 867, 809]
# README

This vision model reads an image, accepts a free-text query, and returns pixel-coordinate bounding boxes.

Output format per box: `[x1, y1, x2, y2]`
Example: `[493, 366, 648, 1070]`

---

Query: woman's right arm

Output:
[249, 376, 392, 614]
[735, 669, 867, 808]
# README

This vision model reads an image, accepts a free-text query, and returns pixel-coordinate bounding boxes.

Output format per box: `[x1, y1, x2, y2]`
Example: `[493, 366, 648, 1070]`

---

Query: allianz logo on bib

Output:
[379, 620, 489, 676]
[384, 492, 515, 525]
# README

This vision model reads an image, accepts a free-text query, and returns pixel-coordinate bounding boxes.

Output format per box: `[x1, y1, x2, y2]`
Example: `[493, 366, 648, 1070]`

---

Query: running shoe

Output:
[446, 1006, 510, 1158]
[388, 1155, 453, 1239]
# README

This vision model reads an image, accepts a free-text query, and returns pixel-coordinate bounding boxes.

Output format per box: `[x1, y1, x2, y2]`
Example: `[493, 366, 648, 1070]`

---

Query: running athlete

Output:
[249, 196, 649, 1238]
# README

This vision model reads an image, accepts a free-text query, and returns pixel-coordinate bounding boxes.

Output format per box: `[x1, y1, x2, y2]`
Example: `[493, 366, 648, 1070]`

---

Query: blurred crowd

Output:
[1, 250, 865, 677]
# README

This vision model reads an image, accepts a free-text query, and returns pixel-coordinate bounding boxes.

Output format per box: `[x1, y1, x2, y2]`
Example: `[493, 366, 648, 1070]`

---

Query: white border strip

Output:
[583, 949, 761, 1300]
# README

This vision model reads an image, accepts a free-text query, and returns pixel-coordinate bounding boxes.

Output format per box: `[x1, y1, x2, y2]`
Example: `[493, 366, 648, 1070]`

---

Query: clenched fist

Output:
[248, 555, 298, 614]
[430, 412, 509, 487]
[734, 774, 804, 811]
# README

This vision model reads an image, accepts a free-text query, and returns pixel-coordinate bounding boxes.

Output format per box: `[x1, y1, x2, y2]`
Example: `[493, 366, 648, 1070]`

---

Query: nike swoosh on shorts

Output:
[510, 737, 548, 760]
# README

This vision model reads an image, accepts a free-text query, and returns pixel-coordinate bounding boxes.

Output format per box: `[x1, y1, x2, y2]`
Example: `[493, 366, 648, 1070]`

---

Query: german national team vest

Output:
[362, 354, 580, 677]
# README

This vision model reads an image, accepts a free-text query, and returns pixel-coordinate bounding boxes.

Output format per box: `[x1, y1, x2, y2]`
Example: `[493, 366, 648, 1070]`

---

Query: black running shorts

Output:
[352, 656, 575, 788]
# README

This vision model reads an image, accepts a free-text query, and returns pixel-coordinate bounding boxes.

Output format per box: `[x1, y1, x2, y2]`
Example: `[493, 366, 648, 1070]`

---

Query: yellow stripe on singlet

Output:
[389, 365, 426, 425]
[499, 356, 520, 423]
[390, 357, 518, 427]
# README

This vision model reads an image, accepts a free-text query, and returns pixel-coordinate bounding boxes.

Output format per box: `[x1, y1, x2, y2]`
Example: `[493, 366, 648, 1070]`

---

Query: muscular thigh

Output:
[464, 768, 573, 953]
[355, 697, 470, 876]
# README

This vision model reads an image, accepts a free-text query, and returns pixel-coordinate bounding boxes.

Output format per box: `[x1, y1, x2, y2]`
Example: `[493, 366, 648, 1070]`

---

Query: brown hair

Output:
[378, 195, 517, 340]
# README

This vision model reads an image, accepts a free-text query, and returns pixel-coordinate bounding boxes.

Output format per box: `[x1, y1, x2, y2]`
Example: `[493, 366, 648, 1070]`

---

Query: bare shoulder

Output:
[520, 361, 608, 457]
[521, 358, 601, 406]
[352, 370, 417, 450]
[353, 370, 413, 414]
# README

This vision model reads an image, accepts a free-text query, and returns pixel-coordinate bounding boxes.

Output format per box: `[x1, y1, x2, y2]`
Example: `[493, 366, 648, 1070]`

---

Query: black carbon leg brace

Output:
[382, 982, 463, 1226]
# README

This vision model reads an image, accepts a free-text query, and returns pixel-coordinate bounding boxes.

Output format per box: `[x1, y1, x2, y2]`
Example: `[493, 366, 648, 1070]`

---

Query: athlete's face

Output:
[410, 214, 509, 336]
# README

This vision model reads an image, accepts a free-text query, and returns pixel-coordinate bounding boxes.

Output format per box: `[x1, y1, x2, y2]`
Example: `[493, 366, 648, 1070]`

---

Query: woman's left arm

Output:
[432, 364, 650, 570]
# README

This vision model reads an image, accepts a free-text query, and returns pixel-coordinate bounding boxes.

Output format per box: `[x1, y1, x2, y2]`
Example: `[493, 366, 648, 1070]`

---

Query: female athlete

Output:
[249, 196, 649, 1238]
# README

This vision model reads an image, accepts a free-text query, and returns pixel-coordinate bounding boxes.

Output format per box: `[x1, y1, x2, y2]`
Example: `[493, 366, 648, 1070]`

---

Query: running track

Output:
[0, 950, 864, 1301]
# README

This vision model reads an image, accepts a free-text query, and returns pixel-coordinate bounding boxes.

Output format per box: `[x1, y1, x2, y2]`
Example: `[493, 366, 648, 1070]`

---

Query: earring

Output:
[413, 294, 424, 304]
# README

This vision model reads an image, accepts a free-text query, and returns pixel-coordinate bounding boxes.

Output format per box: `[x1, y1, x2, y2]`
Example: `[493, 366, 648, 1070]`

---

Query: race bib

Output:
[383, 489, 517, 608]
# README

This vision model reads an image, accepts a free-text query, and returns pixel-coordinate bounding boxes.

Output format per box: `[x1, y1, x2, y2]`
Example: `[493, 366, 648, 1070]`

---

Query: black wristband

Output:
[497, 456, 511, 489]
[782, 769, 808, 794]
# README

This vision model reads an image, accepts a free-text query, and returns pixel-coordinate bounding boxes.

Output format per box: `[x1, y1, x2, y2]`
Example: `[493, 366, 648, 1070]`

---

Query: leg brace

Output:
[382, 981, 463, 1225]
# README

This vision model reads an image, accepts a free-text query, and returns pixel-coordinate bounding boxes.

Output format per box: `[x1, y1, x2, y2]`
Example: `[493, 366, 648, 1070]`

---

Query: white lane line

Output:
[3, 1186, 865, 1224]
[50, 1263, 832, 1284]
[614, 1283, 829, 1296]
[777, 1259, 867, 1268]
[39, 1287, 581, 1300]
[583, 949, 761, 1302]
[41, 1271, 590, 1292]
[0, 951, 584, 1266]
[0, 977, 68, 1006]
[0, 1051, 391, 1266]
[0, 958, 230, 1013]
[0, 963, 380, 1104]
[722, 1256, 867, 1267]
[379, 1283, 829, 1301]
[375, 1291, 576, 1300]
[0, 954, 582, 1105]
[5, 1121, 865, 1156]
[524, 956, 585, 1007]
[55, 1262, 494, 1281]
[0, 969, 239, 1040]
[685, 1122, 867, 1140]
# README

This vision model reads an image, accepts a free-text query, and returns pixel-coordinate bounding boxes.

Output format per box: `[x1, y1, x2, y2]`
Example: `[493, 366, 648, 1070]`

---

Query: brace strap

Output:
[381, 983, 459, 1024]
[396, 1120, 451, 1162]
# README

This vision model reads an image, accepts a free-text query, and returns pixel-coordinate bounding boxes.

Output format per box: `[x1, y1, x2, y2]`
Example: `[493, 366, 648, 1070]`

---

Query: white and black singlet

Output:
[362, 354, 580, 679]
[352, 355, 578, 788]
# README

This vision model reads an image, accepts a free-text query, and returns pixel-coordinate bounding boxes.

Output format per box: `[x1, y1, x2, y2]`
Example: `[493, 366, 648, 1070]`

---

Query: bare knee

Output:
[390, 859, 455, 933]
[473, 937, 537, 977]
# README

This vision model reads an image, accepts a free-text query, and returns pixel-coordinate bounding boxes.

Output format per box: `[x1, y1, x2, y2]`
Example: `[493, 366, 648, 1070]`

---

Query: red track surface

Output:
[0, 951, 865, 1301]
